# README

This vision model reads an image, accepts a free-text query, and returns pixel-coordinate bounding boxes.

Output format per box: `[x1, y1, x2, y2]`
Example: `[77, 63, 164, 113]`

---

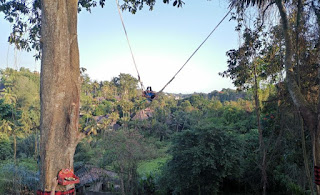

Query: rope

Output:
[158, 8, 233, 93]
[116, 0, 145, 91]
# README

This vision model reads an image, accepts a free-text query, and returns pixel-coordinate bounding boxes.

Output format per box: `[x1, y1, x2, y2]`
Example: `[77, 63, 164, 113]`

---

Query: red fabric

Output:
[58, 169, 80, 185]
[315, 166, 320, 185]
[37, 188, 75, 195]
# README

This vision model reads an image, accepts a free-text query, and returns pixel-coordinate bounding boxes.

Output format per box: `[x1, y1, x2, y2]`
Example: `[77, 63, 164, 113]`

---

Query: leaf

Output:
[173, 1, 177, 6]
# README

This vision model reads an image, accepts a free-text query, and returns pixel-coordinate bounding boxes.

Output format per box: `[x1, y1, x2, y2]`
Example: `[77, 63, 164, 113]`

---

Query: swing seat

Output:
[58, 169, 80, 185]
[143, 91, 156, 101]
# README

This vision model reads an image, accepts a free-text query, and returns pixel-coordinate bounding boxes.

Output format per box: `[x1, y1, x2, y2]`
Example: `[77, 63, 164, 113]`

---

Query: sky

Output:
[0, 0, 239, 94]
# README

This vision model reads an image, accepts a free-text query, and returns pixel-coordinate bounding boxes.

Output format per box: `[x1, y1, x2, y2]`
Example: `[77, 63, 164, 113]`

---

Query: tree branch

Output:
[275, 0, 316, 130]
[258, 1, 276, 30]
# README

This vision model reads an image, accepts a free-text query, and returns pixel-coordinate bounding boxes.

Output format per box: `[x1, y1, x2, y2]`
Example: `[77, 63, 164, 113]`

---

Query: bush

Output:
[138, 173, 156, 195]
[17, 135, 37, 158]
[159, 125, 241, 194]
[0, 136, 13, 160]
[0, 160, 38, 194]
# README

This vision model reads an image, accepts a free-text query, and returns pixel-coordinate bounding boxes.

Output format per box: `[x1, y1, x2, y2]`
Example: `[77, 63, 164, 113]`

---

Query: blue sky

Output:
[0, 0, 239, 94]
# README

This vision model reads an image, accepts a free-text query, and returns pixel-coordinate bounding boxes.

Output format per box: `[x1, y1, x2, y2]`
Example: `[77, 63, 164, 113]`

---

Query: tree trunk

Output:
[13, 134, 16, 165]
[253, 63, 267, 195]
[314, 129, 320, 193]
[34, 130, 38, 159]
[40, 0, 84, 191]
[275, 0, 319, 193]
[294, 0, 314, 192]
[300, 116, 314, 194]
[120, 166, 125, 195]
[13, 134, 18, 194]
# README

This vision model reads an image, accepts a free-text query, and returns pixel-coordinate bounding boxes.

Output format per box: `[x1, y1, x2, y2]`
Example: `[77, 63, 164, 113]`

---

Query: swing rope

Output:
[158, 8, 233, 93]
[116, 0, 145, 91]
[116, 0, 232, 94]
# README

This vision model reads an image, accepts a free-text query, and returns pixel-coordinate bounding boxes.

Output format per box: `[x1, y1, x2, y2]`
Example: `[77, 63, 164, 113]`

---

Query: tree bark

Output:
[294, 1, 314, 192]
[40, 0, 84, 191]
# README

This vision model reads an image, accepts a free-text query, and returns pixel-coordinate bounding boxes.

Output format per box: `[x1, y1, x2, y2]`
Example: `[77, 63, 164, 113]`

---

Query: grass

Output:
[17, 158, 38, 172]
[137, 156, 170, 176]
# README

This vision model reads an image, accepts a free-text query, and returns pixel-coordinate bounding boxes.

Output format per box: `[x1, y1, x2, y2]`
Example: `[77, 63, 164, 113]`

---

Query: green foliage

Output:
[112, 73, 138, 100]
[0, 66, 314, 194]
[101, 130, 152, 167]
[74, 141, 98, 167]
[0, 159, 38, 194]
[159, 125, 241, 194]
[93, 104, 107, 116]
[0, 136, 12, 160]
[138, 172, 157, 195]
[13, 75, 39, 108]
[16, 158, 38, 172]
[235, 129, 260, 192]
[208, 89, 251, 103]
[75, 73, 312, 194]
[16, 134, 37, 158]
[221, 101, 256, 134]
[1, 0, 318, 193]
[220, 27, 266, 90]
[137, 157, 169, 176]
[100, 129, 157, 194]
[0, 68, 40, 137]
[0, 99, 14, 120]
[180, 100, 194, 112]
[0, 1, 41, 59]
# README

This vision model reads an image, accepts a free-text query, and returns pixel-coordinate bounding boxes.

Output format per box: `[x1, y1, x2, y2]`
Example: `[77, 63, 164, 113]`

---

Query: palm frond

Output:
[230, 0, 272, 9]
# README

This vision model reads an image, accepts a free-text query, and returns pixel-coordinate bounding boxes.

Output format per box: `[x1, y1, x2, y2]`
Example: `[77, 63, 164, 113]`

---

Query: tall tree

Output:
[221, 27, 269, 193]
[230, 0, 320, 193]
[273, 1, 320, 193]
[39, 0, 84, 191]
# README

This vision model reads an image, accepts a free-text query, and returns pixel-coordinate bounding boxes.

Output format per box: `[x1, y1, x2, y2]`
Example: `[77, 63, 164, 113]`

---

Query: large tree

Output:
[39, 0, 83, 191]
[230, 0, 320, 193]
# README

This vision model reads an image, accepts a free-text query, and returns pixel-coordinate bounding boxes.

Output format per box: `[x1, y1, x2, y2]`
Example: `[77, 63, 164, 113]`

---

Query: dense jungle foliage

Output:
[0, 67, 314, 194]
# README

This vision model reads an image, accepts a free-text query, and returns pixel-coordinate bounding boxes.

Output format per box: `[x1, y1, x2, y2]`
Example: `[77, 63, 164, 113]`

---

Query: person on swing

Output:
[143, 86, 156, 101]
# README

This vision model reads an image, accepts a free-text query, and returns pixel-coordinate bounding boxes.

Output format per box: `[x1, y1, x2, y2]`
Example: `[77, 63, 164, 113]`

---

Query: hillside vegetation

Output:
[0, 67, 313, 194]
